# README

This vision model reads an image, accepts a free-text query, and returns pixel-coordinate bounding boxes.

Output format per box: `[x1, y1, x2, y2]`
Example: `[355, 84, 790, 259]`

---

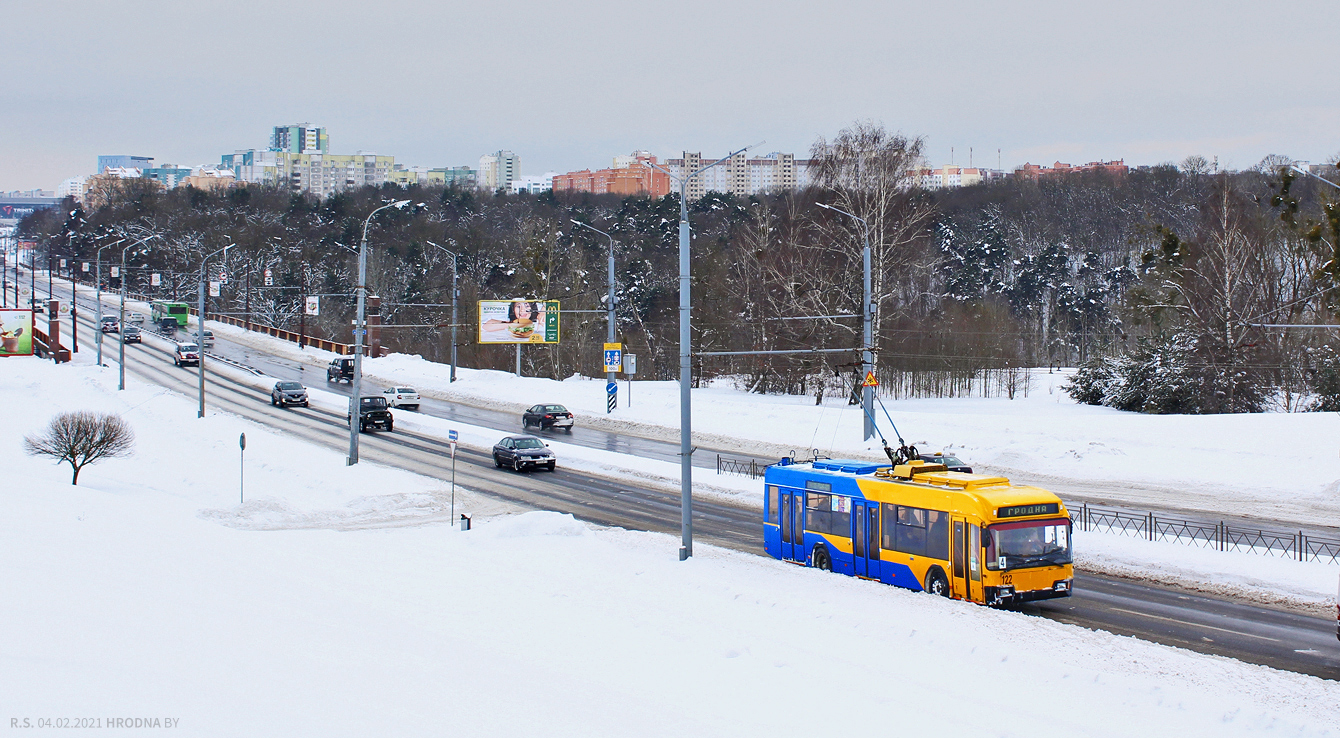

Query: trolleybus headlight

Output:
[1053, 580, 1071, 592]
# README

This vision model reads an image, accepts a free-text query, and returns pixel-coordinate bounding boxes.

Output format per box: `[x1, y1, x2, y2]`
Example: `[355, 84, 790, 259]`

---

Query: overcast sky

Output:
[3, 0, 1337, 191]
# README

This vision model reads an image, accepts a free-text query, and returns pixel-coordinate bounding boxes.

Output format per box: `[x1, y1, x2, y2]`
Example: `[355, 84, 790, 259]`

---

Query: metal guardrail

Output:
[1071, 502, 1340, 565]
[717, 454, 769, 479]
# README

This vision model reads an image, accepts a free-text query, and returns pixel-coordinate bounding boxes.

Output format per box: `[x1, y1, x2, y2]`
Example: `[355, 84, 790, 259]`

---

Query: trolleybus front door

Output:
[967, 523, 982, 603]
[952, 519, 967, 599]
[780, 490, 795, 561]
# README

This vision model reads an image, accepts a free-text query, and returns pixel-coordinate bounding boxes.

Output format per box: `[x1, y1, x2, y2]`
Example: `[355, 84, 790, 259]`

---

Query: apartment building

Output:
[479, 150, 521, 191]
[271, 124, 329, 154]
[221, 149, 395, 196]
[661, 151, 815, 199]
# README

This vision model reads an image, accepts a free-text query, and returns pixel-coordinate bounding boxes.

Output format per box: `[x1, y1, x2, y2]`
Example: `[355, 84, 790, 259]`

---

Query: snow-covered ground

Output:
[3, 351, 1340, 735]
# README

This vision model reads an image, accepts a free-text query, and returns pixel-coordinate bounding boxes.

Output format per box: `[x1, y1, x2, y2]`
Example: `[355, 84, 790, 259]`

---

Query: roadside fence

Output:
[1071, 502, 1340, 565]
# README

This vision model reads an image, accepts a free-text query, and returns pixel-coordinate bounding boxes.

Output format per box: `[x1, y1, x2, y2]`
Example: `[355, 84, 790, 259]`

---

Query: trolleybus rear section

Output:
[763, 458, 1073, 607]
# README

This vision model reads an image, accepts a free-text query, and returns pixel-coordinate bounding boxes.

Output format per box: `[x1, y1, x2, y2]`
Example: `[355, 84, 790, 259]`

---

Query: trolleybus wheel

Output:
[924, 567, 950, 597]
[812, 545, 832, 572]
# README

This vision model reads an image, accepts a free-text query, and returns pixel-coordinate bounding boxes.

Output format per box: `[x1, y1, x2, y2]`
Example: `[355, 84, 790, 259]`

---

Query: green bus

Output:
[151, 301, 191, 327]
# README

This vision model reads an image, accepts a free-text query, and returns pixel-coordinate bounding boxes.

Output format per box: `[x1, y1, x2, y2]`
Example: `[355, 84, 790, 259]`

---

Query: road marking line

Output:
[1108, 607, 1281, 642]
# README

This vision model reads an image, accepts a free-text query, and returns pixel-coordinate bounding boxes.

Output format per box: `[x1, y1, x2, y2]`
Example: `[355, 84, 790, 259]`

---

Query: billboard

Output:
[478, 300, 560, 344]
[0, 309, 35, 356]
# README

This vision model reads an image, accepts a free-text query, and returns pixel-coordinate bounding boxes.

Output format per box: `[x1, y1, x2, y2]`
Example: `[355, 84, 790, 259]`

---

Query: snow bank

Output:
[3, 354, 1340, 736]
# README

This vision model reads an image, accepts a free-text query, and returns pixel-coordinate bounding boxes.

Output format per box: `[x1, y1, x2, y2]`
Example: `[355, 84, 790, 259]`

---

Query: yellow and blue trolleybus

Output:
[764, 456, 1073, 606]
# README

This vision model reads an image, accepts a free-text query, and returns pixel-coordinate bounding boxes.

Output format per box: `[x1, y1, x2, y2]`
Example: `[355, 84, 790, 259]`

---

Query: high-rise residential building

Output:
[97, 155, 154, 174]
[661, 151, 815, 200]
[270, 124, 329, 154]
[478, 150, 521, 191]
[222, 149, 395, 196]
[553, 152, 669, 198]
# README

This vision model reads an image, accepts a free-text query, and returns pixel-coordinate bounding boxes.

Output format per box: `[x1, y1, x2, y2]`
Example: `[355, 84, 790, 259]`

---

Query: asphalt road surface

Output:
[36, 276, 1340, 680]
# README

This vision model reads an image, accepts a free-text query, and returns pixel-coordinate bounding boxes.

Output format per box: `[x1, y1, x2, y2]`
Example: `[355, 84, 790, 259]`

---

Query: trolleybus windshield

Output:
[985, 519, 1071, 571]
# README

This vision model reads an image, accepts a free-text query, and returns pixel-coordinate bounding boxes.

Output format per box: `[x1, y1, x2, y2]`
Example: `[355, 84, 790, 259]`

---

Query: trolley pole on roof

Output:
[818, 202, 876, 441]
[644, 144, 756, 561]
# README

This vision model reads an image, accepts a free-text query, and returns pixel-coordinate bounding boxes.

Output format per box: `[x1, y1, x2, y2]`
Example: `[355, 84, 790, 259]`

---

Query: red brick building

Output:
[1016, 159, 1128, 180]
[553, 153, 671, 198]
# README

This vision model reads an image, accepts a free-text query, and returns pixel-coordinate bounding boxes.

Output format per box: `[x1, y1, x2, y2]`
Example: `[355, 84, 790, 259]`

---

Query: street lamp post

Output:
[427, 241, 460, 383]
[120, 235, 157, 390]
[643, 145, 753, 560]
[571, 219, 618, 411]
[349, 200, 410, 465]
[817, 202, 876, 441]
[94, 238, 123, 367]
[198, 242, 232, 415]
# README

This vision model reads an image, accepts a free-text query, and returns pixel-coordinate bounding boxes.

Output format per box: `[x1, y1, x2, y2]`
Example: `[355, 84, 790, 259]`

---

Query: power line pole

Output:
[643, 144, 755, 561]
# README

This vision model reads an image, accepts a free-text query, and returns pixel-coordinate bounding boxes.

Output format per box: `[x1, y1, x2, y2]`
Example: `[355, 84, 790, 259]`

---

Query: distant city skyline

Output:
[2, 0, 1337, 191]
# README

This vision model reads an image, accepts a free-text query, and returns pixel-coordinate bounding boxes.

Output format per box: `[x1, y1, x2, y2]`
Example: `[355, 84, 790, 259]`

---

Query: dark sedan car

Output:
[271, 381, 310, 408]
[122, 325, 142, 344]
[919, 453, 973, 473]
[493, 435, 556, 472]
[522, 404, 574, 432]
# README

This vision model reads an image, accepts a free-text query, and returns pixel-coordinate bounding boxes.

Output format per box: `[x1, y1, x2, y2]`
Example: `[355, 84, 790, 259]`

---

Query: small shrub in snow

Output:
[24, 411, 135, 485]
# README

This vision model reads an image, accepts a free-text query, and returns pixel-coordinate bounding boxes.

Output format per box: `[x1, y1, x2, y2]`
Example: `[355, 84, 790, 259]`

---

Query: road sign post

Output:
[239, 432, 247, 504]
[448, 429, 459, 520]
[624, 353, 636, 407]
[603, 342, 622, 413]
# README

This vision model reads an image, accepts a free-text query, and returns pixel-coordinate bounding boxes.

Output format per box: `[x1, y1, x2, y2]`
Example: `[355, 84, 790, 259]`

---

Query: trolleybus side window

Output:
[767, 486, 780, 525]
[896, 506, 927, 555]
[927, 510, 950, 560]
[882, 505, 950, 560]
[806, 492, 852, 537]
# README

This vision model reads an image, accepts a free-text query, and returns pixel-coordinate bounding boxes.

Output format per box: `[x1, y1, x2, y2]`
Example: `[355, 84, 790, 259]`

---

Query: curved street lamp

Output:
[571, 219, 618, 411]
[197, 240, 232, 414]
[348, 200, 411, 465]
[118, 234, 158, 390]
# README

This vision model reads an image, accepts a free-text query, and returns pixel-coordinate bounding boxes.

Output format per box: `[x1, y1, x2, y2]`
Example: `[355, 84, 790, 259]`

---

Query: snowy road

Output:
[78, 302, 1339, 681]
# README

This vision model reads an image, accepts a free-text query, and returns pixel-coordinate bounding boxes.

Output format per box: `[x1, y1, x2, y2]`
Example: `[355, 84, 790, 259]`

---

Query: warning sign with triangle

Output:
[862, 371, 879, 387]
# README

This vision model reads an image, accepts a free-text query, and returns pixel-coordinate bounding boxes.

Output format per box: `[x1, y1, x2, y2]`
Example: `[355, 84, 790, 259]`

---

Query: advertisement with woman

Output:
[0, 309, 35, 356]
[478, 299, 560, 343]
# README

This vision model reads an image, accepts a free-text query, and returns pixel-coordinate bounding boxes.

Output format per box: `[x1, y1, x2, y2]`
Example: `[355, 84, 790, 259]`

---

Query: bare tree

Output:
[24, 411, 135, 485]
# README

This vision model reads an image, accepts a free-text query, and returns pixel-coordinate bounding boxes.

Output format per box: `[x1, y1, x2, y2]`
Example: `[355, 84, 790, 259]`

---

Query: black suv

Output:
[327, 357, 355, 383]
[349, 396, 393, 433]
[122, 325, 142, 344]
